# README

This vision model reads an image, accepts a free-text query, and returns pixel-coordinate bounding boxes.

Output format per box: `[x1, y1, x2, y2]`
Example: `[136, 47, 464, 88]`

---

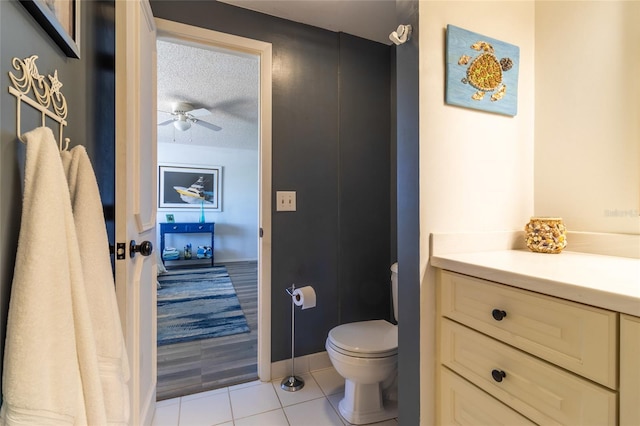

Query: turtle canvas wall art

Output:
[446, 25, 520, 116]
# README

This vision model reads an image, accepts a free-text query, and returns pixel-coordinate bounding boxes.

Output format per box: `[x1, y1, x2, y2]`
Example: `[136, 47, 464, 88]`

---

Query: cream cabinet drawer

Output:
[439, 270, 617, 388]
[439, 367, 536, 426]
[441, 319, 617, 425]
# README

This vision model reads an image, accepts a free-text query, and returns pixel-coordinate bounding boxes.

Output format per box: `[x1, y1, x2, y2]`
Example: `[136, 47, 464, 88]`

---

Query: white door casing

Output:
[155, 18, 273, 381]
[115, 1, 158, 424]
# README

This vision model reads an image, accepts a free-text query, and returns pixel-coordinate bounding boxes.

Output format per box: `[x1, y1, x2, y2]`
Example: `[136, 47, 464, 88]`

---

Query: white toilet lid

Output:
[328, 320, 397, 357]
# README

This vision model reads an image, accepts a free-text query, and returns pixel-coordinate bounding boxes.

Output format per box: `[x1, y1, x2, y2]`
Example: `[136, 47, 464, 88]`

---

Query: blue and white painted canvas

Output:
[446, 25, 520, 116]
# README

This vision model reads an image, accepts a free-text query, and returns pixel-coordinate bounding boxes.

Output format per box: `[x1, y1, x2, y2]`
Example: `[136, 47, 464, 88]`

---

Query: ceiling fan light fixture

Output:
[174, 116, 191, 131]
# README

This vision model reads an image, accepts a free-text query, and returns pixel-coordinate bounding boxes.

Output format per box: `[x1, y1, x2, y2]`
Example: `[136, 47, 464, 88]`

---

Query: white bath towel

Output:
[61, 145, 130, 425]
[0, 127, 106, 425]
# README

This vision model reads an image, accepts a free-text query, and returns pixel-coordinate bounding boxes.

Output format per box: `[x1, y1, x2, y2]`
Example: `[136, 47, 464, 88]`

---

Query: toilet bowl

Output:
[326, 263, 399, 425]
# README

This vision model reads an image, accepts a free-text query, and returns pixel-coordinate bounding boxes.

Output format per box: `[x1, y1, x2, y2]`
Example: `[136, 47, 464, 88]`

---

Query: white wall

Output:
[417, 2, 640, 423]
[418, 2, 536, 423]
[158, 142, 258, 263]
[535, 1, 640, 235]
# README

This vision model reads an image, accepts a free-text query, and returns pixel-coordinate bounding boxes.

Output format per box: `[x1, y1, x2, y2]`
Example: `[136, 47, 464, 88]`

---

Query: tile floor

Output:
[152, 367, 398, 426]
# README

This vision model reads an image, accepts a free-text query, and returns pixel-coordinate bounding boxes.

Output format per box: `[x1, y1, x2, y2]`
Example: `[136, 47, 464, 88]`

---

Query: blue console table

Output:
[160, 222, 215, 267]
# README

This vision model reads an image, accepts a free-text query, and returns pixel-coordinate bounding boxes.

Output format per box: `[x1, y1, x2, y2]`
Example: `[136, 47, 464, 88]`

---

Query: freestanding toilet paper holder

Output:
[281, 284, 304, 392]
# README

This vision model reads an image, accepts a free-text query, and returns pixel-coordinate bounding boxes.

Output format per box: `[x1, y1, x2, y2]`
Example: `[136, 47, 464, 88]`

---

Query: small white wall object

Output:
[389, 25, 412, 45]
[276, 191, 296, 212]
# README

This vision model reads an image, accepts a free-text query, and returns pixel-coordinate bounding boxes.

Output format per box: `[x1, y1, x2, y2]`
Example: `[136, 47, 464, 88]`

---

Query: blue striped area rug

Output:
[157, 266, 250, 346]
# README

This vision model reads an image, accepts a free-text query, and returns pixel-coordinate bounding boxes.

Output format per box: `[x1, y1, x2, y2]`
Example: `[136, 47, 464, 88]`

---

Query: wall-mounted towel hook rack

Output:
[7, 55, 71, 151]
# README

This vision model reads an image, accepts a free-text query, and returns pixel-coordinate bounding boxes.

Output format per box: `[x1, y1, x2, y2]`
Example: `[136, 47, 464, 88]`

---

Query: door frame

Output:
[155, 18, 273, 381]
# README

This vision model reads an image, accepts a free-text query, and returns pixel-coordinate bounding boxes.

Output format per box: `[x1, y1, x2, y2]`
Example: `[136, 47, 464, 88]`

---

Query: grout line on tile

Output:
[156, 397, 181, 408]
[281, 405, 292, 426]
[232, 407, 286, 422]
[271, 381, 284, 407]
[228, 379, 264, 392]
[285, 395, 328, 409]
[306, 372, 320, 389]
[181, 386, 228, 402]
[226, 387, 235, 423]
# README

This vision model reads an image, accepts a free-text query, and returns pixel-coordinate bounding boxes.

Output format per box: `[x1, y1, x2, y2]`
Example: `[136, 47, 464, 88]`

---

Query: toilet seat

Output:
[327, 320, 397, 358]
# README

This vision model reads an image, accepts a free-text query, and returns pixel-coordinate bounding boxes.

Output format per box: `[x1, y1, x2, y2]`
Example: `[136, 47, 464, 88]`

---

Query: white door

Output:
[115, 1, 158, 425]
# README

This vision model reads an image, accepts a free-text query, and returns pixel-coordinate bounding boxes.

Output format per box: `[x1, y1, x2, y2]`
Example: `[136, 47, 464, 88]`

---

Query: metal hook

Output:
[8, 56, 70, 151]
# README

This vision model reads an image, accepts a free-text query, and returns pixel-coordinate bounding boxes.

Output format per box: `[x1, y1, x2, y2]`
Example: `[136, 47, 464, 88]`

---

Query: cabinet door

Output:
[439, 367, 536, 426]
[621, 314, 640, 426]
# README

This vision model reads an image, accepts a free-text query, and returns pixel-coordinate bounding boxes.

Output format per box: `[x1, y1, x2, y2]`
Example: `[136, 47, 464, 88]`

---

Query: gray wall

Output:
[0, 0, 115, 396]
[395, 0, 420, 424]
[0, 0, 397, 405]
[338, 33, 393, 324]
[150, 1, 395, 361]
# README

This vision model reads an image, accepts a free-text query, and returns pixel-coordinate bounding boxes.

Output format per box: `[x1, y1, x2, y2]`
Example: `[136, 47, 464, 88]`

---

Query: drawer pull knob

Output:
[491, 309, 507, 321]
[491, 369, 506, 383]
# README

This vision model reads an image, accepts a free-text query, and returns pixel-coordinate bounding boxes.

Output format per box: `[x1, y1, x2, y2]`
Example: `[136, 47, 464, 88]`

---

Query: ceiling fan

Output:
[158, 102, 222, 132]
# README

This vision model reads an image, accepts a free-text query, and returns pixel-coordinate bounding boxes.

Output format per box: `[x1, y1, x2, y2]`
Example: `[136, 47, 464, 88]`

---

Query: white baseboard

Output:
[270, 351, 332, 380]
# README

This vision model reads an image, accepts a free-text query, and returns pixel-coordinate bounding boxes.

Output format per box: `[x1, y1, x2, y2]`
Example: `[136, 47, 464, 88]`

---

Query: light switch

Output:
[276, 191, 296, 212]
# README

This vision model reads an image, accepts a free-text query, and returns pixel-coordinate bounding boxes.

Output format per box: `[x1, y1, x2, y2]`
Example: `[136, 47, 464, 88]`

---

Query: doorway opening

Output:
[155, 19, 272, 400]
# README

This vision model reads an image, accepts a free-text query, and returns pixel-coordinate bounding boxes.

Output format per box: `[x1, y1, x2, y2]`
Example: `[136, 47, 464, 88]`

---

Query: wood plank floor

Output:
[156, 261, 258, 401]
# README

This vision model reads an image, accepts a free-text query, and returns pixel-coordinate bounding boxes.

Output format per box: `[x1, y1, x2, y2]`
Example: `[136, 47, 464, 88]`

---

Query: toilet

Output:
[326, 263, 398, 424]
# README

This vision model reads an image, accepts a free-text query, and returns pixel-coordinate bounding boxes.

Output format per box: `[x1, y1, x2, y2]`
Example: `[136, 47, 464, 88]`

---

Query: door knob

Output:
[130, 240, 153, 257]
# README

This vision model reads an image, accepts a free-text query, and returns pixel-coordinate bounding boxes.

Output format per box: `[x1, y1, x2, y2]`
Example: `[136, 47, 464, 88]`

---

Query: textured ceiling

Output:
[156, 40, 260, 150]
[157, 0, 396, 149]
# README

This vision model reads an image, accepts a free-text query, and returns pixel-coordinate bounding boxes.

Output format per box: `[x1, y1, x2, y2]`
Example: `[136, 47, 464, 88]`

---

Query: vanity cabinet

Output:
[439, 367, 536, 426]
[437, 270, 622, 425]
[621, 314, 640, 426]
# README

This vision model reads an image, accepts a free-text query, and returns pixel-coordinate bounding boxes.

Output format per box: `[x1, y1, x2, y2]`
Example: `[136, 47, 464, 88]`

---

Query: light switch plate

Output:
[276, 191, 296, 212]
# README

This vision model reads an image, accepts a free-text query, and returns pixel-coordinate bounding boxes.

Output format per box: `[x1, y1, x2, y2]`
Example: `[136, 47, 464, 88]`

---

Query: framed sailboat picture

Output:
[159, 165, 222, 211]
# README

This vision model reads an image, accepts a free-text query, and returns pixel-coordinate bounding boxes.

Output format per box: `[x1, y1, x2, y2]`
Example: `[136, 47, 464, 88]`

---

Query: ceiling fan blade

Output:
[195, 120, 222, 132]
[189, 108, 212, 117]
[208, 98, 257, 121]
[211, 97, 254, 110]
[158, 118, 175, 126]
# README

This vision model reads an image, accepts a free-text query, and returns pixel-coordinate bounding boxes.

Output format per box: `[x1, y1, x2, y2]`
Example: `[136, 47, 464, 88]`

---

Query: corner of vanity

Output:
[430, 231, 640, 426]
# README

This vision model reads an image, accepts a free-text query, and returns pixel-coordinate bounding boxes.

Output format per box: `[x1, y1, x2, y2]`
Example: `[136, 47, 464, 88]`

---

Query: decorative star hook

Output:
[48, 70, 63, 95]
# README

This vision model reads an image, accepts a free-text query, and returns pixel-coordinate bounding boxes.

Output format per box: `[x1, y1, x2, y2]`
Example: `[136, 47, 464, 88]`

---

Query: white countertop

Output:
[431, 249, 640, 316]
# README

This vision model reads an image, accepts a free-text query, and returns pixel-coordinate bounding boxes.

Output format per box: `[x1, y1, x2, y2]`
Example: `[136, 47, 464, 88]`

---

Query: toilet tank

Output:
[391, 262, 398, 322]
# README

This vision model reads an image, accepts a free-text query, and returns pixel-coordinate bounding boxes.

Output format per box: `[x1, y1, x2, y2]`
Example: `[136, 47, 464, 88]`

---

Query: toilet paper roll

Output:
[292, 286, 316, 310]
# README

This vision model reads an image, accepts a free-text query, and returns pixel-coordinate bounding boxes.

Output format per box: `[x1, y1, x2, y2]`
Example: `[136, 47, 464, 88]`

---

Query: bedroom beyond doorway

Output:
[157, 261, 258, 400]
